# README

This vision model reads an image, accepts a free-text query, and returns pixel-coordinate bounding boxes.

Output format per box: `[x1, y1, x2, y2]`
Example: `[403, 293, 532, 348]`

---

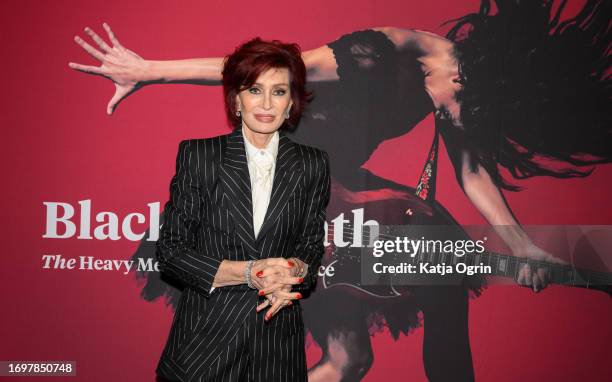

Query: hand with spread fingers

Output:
[514, 242, 567, 293]
[69, 23, 148, 115]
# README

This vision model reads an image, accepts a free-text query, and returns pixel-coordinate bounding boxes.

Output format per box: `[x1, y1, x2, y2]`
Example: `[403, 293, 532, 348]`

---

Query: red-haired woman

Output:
[152, 38, 330, 381]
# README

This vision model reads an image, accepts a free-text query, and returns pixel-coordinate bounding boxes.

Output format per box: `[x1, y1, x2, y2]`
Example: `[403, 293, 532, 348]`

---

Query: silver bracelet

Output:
[245, 260, 256, 289]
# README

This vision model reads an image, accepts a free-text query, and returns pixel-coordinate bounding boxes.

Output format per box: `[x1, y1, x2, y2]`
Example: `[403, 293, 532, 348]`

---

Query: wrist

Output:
[493, 225, 533, 255]
[510, 238, 536, 257]
[245, 260, 257, 289]
[141, 60, 164, 82]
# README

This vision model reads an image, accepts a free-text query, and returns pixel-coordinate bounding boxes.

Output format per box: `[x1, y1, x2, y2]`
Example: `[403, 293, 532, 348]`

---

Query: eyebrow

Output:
[252, 82, 290, 87]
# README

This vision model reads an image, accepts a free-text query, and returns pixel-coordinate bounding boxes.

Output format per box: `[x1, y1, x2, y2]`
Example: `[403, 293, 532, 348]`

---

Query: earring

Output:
[285, 109, 290, 119]
[236, 110, 241, 117]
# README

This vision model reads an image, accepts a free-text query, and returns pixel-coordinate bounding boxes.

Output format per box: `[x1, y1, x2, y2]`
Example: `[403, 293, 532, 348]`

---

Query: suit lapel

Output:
[257, 132, 303, 242]
[219, 128, 258, 257]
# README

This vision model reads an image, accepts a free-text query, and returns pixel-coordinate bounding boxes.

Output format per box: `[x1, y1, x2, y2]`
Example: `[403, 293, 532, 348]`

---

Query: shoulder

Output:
[178, 134, 228, 157]
[174, 134, 228, 172]
[291, 142, 330, 181]
[293, 142, 329, 165]
[372, 27, 416, 48]
[180, 134, 226, 151]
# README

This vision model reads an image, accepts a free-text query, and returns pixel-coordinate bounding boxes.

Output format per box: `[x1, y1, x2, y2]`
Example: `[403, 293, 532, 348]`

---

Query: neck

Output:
[242, 125, 275, 149]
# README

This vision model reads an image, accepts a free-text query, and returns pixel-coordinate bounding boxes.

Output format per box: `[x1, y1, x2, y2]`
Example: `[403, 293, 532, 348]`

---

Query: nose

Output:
[263, 91, 272, 110]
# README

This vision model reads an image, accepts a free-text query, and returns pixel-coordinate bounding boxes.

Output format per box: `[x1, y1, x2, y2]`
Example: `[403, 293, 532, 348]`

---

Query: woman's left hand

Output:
[514, 243, 567, 292]
[257, 285, 303, 321]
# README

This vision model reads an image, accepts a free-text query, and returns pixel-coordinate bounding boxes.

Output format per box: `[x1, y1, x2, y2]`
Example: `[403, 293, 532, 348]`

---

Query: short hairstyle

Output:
[222, 37, 310, 130]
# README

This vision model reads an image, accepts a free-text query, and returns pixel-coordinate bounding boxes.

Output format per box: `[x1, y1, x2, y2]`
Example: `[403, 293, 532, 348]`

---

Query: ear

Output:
[235, 94, 241, 112]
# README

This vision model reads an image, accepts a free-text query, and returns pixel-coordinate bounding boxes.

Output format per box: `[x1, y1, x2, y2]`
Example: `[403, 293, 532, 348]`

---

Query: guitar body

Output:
[320, 180, 480, 298]
[303, 178, 484, 340]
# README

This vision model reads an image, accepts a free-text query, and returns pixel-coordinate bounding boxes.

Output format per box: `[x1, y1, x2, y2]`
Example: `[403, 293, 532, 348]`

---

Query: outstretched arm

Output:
[70, 24, 436, 114]
[70, 23, 343, 114]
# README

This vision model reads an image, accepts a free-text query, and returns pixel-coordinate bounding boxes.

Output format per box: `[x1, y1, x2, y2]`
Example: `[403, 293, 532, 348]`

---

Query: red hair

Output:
[222, 38, 310, 129]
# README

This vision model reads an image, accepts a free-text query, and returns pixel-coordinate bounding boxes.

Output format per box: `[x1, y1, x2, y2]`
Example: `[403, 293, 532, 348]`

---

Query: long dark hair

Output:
[447, 0, 611, 190]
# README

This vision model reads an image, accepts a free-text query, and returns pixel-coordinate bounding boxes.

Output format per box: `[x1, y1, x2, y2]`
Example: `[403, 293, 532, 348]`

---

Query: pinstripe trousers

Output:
[204, 311, 306, 382]
[157, 305, 307, 382]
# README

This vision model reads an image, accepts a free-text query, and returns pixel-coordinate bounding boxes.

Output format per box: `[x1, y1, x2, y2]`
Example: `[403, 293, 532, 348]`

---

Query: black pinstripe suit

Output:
[155, 127, 330, 382]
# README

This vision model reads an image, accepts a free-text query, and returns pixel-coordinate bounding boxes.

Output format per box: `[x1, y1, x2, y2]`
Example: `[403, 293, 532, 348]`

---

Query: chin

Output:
[244, 120, 283, 134]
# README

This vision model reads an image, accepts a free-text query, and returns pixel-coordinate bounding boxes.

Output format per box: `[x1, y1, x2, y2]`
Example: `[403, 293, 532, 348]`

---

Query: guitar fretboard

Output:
[326, 225, 612, 290]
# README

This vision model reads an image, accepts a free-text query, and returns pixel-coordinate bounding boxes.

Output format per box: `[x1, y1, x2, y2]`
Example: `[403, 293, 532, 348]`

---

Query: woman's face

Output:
[236, 67, 292, 135]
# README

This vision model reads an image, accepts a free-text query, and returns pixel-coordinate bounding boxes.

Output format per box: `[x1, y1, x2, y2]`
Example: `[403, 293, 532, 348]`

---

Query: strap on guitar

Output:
[415, 125, 440, 203]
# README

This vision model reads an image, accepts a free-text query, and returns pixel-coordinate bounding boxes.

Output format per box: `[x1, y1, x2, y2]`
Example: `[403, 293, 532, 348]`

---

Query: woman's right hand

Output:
[69, 23, 149, 115]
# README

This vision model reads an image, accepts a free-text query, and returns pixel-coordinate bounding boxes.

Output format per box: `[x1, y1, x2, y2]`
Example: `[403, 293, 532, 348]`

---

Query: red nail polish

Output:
[287, 261, 295, 267]
[298, 277, 304, 283]
[296, 293, 302, 299]
[288, 301, 293, 306]
[256, 271, 263, 278]
[265, 314, 270, 321]
[258, 290, 265, 296]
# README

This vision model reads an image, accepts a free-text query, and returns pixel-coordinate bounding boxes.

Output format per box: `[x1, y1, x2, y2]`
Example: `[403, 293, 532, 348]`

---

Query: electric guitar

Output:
[320, 189, 612, 298]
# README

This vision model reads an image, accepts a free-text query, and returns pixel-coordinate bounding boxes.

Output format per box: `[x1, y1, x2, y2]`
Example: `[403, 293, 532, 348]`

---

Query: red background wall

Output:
[1, 0, 610, 381]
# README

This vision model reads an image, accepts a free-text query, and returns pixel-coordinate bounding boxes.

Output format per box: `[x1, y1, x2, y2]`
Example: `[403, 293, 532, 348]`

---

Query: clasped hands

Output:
[250, 258, 307, 321]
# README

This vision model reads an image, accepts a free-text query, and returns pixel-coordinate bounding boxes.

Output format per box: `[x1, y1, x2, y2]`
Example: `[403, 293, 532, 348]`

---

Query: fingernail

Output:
[288, 301, 293, 305]
[296, 293, 302, 299]
[287, 261, 295, 267]
[298, 277, 304, 283]
[265, 314, 270, 321]
[256, 271, 263, 278]
[258, 290, 265, 296]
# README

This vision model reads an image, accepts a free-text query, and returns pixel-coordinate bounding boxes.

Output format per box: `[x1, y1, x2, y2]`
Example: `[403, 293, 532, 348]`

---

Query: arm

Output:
[156, 140, 223, 296]
[71, 25, 445, 113]
[441, 126, 564, 291]
[291, 150, 332, 292]
[70, 24, 415, 114]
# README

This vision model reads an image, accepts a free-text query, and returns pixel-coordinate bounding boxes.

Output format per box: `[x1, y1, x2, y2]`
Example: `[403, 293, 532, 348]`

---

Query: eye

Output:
[273, 89, 287, 96]
[248, 87, 261, 94]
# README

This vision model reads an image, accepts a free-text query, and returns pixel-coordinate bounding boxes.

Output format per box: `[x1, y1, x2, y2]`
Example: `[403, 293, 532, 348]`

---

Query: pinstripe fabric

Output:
[155, 128, 330, 381]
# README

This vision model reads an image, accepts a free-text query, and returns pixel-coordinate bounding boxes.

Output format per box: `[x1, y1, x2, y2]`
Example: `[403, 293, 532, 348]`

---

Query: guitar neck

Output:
[462, 251, 612, 290]
[327, 226, 612, 293]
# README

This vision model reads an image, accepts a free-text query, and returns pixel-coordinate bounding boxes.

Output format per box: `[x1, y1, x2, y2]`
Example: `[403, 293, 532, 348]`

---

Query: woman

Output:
[70, 1, 610, 380]
[154, 38, 330, 381]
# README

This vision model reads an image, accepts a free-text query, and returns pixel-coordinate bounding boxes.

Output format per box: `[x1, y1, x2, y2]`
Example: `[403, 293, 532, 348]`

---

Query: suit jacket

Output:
[155, 128, 330, 381]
